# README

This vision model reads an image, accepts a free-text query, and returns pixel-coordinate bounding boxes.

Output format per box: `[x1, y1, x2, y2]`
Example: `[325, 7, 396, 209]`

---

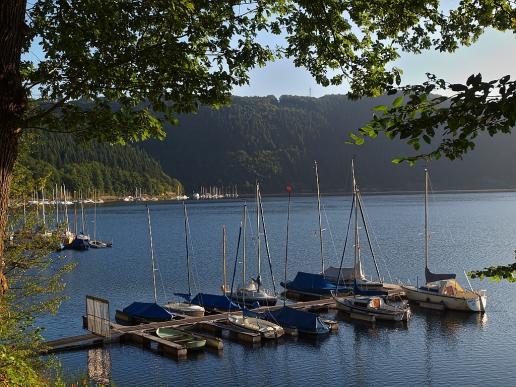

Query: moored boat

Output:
[165, 203, 206, 317]
[156, 327, 206, 349]
[164, 301, 205, 317]
[334, 295, 409, 321]
[402, 279, 486, 312]
[401, 168, 486, 313]
[227, 183, 277, 307]
[227, 314, 284, 339]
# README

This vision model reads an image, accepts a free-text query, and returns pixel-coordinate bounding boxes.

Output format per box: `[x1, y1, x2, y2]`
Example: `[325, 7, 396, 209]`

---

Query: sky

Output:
[232, 29, 516, 98]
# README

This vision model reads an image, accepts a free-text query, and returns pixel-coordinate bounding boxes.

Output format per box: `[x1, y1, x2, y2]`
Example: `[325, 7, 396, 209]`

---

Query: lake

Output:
[42, 192, 516, 386]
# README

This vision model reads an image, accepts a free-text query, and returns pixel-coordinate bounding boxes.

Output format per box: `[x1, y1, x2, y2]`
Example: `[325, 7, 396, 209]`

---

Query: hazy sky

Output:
[233, 29, 516, 97]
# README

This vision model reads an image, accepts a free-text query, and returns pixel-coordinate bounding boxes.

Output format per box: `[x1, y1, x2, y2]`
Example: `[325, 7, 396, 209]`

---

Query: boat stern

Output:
[466, 290, 487, 312]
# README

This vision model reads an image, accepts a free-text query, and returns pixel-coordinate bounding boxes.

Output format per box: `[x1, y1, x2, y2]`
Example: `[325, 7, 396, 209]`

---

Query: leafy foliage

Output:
[0, 211, 74, 386]
[353, 73, 516, 164]
[469, 263, 516, 283]
[18, 132, 182, 196]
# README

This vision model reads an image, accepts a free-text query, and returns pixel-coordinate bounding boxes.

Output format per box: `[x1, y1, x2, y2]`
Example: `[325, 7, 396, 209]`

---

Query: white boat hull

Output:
[164, 302, 205, 317]
[227, 315, 284, 339]
[334, 296, 407, 321]
[402, 285, 486, 312]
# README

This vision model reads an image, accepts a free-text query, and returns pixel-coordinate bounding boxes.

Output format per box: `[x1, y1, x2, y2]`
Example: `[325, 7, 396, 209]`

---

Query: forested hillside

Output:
[18, 132, 181, 196]
[141, 95, 516, 193]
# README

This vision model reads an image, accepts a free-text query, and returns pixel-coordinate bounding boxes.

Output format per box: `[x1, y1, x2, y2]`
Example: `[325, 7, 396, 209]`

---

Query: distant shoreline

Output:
[88, 188, 516, 206]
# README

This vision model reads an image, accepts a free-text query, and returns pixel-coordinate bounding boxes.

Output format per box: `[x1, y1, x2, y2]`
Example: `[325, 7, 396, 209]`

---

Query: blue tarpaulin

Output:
[249, 306, 330, 335]
[280, 272, 343, 296]
[175, 293, 241, 312]
[122, 302, 174, 321]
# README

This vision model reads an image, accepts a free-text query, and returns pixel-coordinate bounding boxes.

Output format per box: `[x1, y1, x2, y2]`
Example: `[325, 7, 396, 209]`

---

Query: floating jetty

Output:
[43, 299, 338, 360]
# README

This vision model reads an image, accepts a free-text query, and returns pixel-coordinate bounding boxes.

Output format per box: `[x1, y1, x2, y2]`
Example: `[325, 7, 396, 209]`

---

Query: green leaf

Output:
[350, 133, 365, 145]
[373, 105, 388, 112]
[392, 96, 404, 108]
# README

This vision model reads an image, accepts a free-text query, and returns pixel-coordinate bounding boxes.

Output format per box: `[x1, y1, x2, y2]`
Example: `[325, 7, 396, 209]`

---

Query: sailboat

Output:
[165, 202, 205, 317]
[249, 184, 331, 335]
[332, 160, 410, 322]
[281, 161, 348, 298]
[175, 225, 241, 313]
[115, 206, 175, 324]
[227, 183, 277, 307]
[227, 204, 284, 339]
[401, 169, 487, 312]
[89, 190, 112, 248]
[65, 203, 89, 250]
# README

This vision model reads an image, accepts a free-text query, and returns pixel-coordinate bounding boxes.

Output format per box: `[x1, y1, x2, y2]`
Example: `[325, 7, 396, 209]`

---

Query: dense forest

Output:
[16, 132, 181, 197]
[141, 95, 516, 194]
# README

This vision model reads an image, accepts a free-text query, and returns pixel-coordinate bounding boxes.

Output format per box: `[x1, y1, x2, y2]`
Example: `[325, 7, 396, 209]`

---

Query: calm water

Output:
[41, 192, 516, 386]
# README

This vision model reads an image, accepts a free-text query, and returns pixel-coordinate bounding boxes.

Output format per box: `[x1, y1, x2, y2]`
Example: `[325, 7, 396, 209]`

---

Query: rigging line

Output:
[183, 202, 192, 298]
[259, 189, 277, 295]
[230, 222, 243, 298]
[322, 202, 340, 263]
[336, 193, 355, 290]
[157, 255, 169, 303]
[185, 208, 201, 295]
[356, 192, 382, 281]
[357, 194, 393, 283]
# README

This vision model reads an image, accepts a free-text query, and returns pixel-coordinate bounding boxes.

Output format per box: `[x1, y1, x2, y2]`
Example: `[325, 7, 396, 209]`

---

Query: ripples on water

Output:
[42, 193, 516, 386]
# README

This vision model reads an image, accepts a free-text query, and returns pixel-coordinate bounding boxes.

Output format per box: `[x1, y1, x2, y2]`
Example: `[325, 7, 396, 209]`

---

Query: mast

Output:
[259, 187, 277, 295]
[223, 225, 227, 294]
[41, 188, 46, 228]
[352, 160, 359, 281]
[93, 190, 97, 241]
[55, 184, 59, 227]
[183, 202, 192, 299]
[284, 184, 292, 307]
[146, 206, 158, 304]
[314, 160, 325, 274]
[424, 168, 429, 271]
[243, 204, 247, 290]
[73, 204, 78, 236]
[255, 182, 261, 288]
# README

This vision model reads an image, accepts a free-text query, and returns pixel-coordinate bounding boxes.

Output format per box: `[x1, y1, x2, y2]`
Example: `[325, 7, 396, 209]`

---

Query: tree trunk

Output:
[0, 0, 28, 293]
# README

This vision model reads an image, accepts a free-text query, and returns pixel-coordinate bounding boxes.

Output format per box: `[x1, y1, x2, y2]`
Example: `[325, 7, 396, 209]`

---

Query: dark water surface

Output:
[42, 193, 516, 386]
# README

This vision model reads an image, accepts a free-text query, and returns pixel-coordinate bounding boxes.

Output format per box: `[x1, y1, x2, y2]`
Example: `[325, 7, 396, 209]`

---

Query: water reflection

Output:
[87, 347, 111, 385]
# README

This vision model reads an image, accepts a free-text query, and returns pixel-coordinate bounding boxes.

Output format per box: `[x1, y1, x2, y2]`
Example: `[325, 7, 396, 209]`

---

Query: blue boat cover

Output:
[175, 293, 241, 312]
[122, 302, 174, 321]
[281, 272, 341, 295]
[352, 280, 388, 296]
[249, 306, 330, 335]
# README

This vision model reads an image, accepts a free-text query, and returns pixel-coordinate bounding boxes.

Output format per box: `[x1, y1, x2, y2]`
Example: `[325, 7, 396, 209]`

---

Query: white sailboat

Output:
[227, 183, 277, 306]
[227, 205, 283, 339]
[401, 169, 487, 312]
[165, 202, 205, 317]
[332, 160, 410, 322]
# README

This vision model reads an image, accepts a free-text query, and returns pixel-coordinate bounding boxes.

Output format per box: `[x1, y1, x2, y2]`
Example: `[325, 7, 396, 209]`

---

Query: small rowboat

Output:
[155, 327, 206, 350]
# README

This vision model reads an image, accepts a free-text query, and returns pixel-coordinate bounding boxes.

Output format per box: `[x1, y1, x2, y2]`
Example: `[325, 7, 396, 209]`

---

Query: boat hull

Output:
[334, 297, 406, 321]
[229, 293, 277, 307]
[164, 302, 205, 317]
[402, 285, 486, 312]
[156, 327, 206, 349]
[227, 315, 284, 339]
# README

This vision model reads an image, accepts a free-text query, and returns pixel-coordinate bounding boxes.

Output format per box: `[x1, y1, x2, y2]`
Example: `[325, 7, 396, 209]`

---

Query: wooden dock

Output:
[43, 298, 337, 359]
